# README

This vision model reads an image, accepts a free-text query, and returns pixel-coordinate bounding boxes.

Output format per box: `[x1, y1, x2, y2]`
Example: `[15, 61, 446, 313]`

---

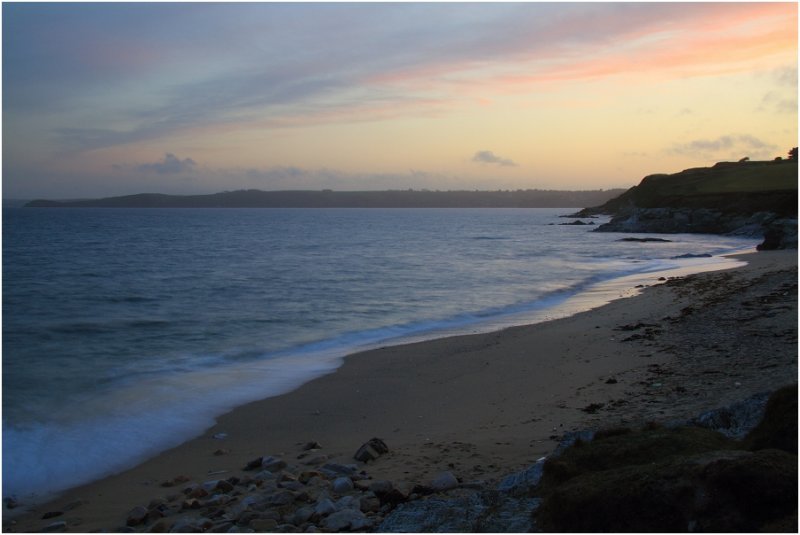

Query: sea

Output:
[2, 207, 758, 503]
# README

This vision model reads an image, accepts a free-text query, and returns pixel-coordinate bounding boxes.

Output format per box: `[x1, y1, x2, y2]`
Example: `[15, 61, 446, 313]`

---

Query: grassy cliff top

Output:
[580, 159, 797, 216]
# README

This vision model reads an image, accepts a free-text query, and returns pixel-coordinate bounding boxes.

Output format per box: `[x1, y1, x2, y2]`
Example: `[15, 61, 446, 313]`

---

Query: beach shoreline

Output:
[4, 250, 796, 532]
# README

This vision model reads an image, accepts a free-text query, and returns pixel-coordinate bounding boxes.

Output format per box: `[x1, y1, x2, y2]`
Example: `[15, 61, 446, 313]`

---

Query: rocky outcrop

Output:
[595, 207, 789, 238]
[574, 159, 798, 247]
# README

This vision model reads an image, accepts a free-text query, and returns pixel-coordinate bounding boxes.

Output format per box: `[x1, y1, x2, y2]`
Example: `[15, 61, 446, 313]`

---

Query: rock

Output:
[302, 441, 322, 451]
[3, 497, 19, 509]
[320, 463, 358, 478]
[335, 495, 360, 510]
[617, 237, 673, 242]
[41, 511, 64, 520]
[378, 493, 539, 532]
[301, 454, 329, 466]
[291, 506, 314, 526]
[353, 437, 389, 463]
[244, 456, 263, 471]
[261, 456, 288, 473]
[42, 521, 68, 532]
[280, 480, 305, 492]
[331, 477, 354, 494]
[186, 486, 209, 499]
[253, 469, 277, 481]
[430, 471, 459, 492]
[744, 384, 798, 453]
[127, 505, 149, 526]
[323, 509, 370, 531]
[249, 518, 279, 531]
[559, 220, 593, 226]
[204, 493, 233, 507]
[692, 391, 771, 439]
[758, 219, 798, 250]
[534, 418, 798, 533]
[148, 520, 171, 533]
[169, 518, 203, 533]
[181, 498, 201, 510]
[359, 494, 381, 513]
[146, 509, 166, 525]
[671, 253, 713, 259]
[267, 489, 297, 506]
[314, 498, 337, 518]
[368, 480, 394, 495]
[298, 470, 325, 484]
[201, 479, 221, 492]
[161, 475, 191, 487]
[377, 481, 414, 505]
[216, 479, 235, 493]
[497, 458, 546, 495]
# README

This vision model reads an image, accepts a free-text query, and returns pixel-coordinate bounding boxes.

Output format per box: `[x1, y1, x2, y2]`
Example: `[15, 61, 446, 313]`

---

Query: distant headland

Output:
[23, 189, 625, 209]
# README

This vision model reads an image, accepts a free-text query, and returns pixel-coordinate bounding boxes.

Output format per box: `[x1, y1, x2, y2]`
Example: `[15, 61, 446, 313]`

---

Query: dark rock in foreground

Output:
[535, 384, 798, 533]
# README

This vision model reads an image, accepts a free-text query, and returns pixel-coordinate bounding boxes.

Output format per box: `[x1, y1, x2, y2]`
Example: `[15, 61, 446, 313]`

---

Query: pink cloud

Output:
[365, 3, 797, 95]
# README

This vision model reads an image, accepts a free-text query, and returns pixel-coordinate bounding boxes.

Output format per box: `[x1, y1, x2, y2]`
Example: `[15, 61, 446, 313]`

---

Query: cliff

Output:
[575, 159, 798, 248]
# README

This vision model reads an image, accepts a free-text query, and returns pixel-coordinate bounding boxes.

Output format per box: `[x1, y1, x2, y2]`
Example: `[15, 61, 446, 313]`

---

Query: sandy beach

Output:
[5, 250, 797, 533]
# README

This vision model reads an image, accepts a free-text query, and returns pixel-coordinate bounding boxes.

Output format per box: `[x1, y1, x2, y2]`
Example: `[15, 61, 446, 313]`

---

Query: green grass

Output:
[641, 160, 797, 197]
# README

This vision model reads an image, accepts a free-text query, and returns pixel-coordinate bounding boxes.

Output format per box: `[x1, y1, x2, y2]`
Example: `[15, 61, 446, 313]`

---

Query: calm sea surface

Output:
[3, 207, 757, 500]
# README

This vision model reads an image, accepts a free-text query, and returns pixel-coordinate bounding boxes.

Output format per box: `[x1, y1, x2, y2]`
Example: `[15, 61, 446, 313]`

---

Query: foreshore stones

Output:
[106, 436, 454, 533]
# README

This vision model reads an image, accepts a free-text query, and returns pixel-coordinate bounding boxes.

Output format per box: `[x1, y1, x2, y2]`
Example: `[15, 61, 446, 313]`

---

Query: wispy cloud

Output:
[669, 135, 778, 159]
[472, 150, 517, 167]
[7, 2, 794, 157]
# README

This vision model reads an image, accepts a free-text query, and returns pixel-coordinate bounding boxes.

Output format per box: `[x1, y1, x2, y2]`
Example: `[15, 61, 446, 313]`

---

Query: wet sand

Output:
[5, 250, 797, 532]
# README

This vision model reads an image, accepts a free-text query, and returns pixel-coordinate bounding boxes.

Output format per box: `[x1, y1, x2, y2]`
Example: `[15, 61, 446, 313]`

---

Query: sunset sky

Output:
[3, 2, 798, 198]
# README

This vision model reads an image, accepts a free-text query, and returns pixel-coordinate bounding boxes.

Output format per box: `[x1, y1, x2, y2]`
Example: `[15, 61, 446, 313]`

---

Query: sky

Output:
[3, 2, 798, 199]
